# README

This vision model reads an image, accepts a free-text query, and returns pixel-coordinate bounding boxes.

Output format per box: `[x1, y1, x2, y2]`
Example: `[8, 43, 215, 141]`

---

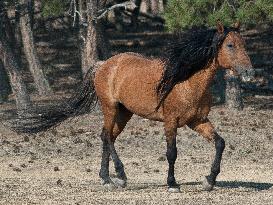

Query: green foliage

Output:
[164, 0, 273, 31]
[41, 0, 67, 17]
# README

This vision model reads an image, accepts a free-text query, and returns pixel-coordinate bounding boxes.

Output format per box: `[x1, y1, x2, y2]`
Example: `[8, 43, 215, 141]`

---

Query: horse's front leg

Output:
[189, 119, 225, 191]
[164, 122, 180, 193]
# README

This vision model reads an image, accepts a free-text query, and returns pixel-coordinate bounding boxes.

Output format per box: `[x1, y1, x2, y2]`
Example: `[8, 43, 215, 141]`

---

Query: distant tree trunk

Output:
[19, 0, 51, 95]
[78, 0, 87, 70]
[97, 1, 111, 60]
[81, 0, 111, 75]
[82, 0, 98, 74]
[0, 36, 32, 113]
[140, 0, 149, 13]
[150, 0, 164, 15]
[0, 61, 11, 104]
[0, 1, 32, 113]
[225, 70, 243, 110]
[28, 0, 34, 29]
[131, 0, 142, 28]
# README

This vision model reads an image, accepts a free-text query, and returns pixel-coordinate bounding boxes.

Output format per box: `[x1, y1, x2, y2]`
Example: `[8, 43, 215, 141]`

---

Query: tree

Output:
[164, 0, 273, 31]
[19, 0, 52, 95]
[0, 1, 32, 113]
[81, 0, 99, 74]
[131, 0, 142, 28]
[0, 61, 11, 104]
[150, 0, 164, 15]
[40, 0, 134, 76]
[80, 0, 134, 74]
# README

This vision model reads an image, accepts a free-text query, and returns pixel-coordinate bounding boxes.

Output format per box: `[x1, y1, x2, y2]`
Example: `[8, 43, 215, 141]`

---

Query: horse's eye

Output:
[227, 44, 233, 48]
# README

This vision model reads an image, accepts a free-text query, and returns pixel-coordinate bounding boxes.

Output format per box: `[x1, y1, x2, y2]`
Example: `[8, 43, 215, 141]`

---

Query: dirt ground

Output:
[0, 96, 272, 205]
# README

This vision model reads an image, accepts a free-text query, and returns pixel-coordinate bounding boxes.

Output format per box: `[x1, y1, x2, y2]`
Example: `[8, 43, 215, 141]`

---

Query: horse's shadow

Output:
[184, 181, 273, 191]
[126, 181, 273, 191]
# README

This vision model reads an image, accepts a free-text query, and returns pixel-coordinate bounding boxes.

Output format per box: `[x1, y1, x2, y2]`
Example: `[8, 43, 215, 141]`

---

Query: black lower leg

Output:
[109, 143, 127, 181]
[166, 139, 178, 188]
[99, 129, 111, 184]
[207, 133, 225, 185]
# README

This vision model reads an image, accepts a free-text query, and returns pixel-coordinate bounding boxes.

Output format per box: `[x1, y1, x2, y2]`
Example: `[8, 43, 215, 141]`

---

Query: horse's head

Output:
[216, 21, 255, 82]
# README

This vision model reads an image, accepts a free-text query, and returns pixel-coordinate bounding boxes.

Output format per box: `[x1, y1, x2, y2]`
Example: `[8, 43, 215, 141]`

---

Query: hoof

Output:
[111, 178, 127, 188]
[102, 182, 117, 191]
[202, 176, 214, 191]
[101, 179, 117, 190]
[168, 187, 181, 193]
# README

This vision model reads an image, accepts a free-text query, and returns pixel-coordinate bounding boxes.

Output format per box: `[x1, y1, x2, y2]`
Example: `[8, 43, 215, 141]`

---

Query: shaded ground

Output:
[0, 97, 272, 204]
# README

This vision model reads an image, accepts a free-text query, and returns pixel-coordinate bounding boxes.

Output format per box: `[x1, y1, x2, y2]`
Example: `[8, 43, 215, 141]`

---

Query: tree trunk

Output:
[225, 70, 243, 110]
[81, 0, 111, 74]
[28, 0, 35, 29]
[82, 0, 98, 74]
[97, 1, 111, 60]
[0, 36, 32, 113]
[150, 0, 160, 15]
[19, 0, 51, 95]
[96, 24, 111, 59]
[140, 0, 149, 13]
[131, 0, 142, 28]
[0, 61, 11, 104]
[0, 1, 32, 113]
[78, 0, 87, 72]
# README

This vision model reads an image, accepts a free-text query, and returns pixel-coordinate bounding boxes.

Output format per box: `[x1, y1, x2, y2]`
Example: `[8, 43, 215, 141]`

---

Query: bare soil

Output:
[0, 96, 272, 205]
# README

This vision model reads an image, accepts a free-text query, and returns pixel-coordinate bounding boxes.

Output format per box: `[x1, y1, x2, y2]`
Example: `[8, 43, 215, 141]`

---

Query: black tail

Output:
[13, 68, 97, 133]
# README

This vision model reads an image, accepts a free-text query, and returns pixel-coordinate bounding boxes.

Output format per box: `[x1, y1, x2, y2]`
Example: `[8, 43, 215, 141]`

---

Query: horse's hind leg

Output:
[99, 103, 132, 188]
[99, 128, 112, 186]
[189, 119, 225, 191]
[111, 104, 133, 185]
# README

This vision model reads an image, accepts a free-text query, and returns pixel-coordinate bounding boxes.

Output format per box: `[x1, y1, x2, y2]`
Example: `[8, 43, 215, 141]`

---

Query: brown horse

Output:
[16, 21, 254, 192]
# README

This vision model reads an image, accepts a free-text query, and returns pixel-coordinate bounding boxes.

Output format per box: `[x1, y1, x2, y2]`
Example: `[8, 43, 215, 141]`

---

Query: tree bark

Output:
[0, 61, 11, 104]
[0, 36, 32, 113]
[150, 0, 163, 15]
[97, 1, 111, 60]
[81, 0, 111, 75]
[82, 0, 99, 74]
[225, 70, 243, 110]
[0, 1, 32, 113]
[131, 0, 142, 28]
[19, 0, 51, 95]
[78, 0, 87, 71]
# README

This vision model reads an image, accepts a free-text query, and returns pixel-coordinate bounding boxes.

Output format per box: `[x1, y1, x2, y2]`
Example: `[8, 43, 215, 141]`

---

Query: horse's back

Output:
[94, 52, 164, 120]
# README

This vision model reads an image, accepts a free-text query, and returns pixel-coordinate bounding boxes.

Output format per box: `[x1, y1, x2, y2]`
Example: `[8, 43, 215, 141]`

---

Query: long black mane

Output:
[156, 26, 238, 110]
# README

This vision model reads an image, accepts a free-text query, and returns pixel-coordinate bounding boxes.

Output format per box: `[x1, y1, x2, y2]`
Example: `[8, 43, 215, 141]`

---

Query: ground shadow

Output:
[184, 181, 273, 191]
[217, 181, 273, 190]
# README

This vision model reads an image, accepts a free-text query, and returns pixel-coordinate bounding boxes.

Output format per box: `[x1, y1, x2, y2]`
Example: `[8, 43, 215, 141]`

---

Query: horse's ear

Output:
[234, 21, 241, 30]
[216, 20, 224, 34]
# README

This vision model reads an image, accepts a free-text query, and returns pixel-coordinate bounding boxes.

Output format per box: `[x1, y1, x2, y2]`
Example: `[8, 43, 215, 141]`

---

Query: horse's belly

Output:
[117, 80, 164, 121]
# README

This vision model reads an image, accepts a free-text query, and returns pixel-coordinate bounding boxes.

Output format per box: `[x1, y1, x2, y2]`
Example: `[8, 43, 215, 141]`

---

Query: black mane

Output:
[156, 26, 238, 110]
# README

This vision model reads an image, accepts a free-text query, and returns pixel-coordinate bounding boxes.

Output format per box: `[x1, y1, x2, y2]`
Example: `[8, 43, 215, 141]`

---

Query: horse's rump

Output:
[94, 53, 164, 120]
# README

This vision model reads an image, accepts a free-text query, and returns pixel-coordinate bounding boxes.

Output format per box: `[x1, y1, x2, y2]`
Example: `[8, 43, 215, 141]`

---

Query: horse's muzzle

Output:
[235, 67, 255, 82]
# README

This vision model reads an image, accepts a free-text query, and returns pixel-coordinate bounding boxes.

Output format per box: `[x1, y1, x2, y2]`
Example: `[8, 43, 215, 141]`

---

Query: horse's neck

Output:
[188, 62, 218, 97]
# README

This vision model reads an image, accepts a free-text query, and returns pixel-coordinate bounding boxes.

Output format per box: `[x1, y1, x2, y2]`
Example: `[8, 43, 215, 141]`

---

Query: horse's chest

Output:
[192, 95, 211, 118]
[180, 94, 211, 122]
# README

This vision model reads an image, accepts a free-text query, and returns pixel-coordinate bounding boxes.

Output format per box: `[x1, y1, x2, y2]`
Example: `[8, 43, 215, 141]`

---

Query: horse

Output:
[15, 21, 254, 193]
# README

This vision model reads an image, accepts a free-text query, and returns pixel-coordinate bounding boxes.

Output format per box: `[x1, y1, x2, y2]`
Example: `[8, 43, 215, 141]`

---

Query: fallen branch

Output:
[96, 1, 137, 21]
[68, 0, 136, 26]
